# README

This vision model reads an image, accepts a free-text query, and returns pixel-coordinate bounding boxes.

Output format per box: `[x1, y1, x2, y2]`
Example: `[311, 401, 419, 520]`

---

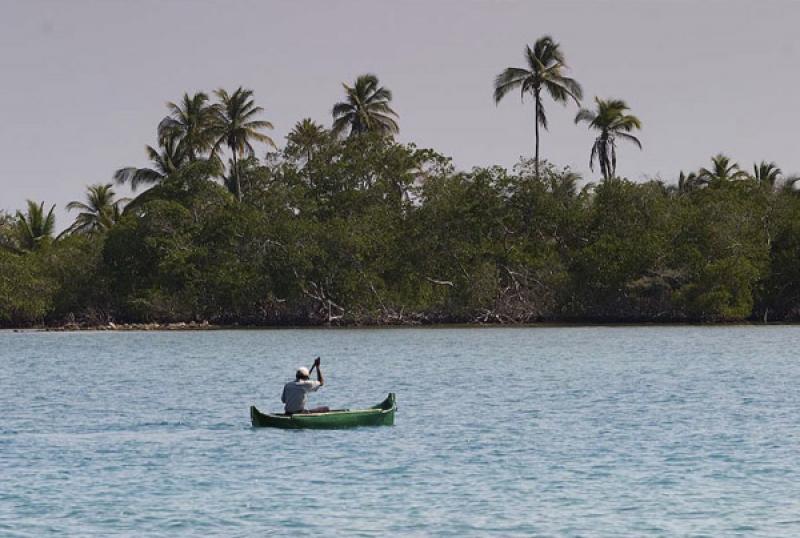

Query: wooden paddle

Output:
[308, 356, 321, 375]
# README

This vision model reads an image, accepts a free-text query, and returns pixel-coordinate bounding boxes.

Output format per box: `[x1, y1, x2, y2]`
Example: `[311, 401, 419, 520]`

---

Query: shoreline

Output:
[6, 319, 797, 332]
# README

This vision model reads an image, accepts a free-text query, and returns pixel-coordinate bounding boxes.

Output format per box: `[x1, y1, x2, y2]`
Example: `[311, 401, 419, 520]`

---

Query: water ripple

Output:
[2, 327, 800, 535]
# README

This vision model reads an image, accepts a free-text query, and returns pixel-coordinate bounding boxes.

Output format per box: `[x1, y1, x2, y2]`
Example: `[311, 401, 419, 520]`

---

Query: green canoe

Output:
[250, 393, 396, 429]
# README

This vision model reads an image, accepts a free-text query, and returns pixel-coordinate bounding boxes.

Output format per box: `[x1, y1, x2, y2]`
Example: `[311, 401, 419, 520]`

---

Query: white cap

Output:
[296, 367, 310, 377]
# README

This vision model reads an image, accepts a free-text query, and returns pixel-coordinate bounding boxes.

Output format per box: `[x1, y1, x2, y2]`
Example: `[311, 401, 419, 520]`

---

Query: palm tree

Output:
[65, 184, 127, 235]
[697, 154, 749, 186]
[221, 156, 262, 198]
[331, 74, 399, 138]
[494, 36, 583, 178]
[286, 118, 329, 163]
[158, 92, 216, 161]
[211, 87, 276, 201]
[15, 200, 56, 251]
[574, 97, 642, 180]
[681, 170, 701, 193]
[546, 169, 582, 201]
[783, 177, 800, 195]
[753, 160, 782, 189]
[114, 131, 189, 190]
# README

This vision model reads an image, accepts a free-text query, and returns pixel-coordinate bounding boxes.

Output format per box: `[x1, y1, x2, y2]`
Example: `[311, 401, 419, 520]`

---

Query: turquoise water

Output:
[2, 327, 800, 536]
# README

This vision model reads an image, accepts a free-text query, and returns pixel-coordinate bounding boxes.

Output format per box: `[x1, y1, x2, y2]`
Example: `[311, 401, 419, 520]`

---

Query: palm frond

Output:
[331, 73, 399, 137]
[493, 68, 530, 103]
[589, 140, 599, 172]
[574, 108, 596, 124]
[537, 102, 549, 130]
[617, 132, 643, 149]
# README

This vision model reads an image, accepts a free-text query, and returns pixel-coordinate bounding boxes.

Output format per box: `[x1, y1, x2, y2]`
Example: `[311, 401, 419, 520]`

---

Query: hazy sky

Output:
[2, 0, 799, 226]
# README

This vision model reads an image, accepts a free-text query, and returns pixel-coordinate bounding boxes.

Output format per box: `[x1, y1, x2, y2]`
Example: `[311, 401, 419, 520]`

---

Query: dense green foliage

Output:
[3, 140, 800, 326]
[3, 56, 800, 327]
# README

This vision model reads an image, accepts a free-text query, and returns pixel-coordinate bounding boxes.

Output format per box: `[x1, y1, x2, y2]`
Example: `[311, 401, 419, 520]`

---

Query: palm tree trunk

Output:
[231, 148, 241, 201]
[610, 138, 617, 179]
[534, 89, 541, 179]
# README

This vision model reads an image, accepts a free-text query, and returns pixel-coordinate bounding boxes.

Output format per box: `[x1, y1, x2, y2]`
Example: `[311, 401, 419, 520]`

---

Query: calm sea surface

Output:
[2, 326, 800, 536]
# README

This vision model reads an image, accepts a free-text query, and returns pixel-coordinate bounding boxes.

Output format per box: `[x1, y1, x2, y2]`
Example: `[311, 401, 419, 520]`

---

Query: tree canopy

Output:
[3, 50, 800, 327]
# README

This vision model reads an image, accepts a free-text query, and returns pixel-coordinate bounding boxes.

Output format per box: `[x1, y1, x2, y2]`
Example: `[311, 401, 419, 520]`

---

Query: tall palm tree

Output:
[211, 87, 276, 201]
[286, 118, 329, 163]
[753, 160, 782, 189]
[574, 97, 642, 180]
[158, 92, 216, 161]
[66, 184, 127, 235]
[114, 131, 189, 190]
[15, 200, 56, 251]
[494, 36, 583, 178]
[697, 154, 749, 186]
[331, 74, 399, 138]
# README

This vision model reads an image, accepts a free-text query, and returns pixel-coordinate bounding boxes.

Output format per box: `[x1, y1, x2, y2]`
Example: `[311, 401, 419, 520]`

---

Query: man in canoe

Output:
[282, 357, 330, 414]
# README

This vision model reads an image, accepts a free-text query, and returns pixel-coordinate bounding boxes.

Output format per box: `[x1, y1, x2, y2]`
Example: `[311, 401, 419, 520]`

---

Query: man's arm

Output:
[315, 357, 324, 387]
